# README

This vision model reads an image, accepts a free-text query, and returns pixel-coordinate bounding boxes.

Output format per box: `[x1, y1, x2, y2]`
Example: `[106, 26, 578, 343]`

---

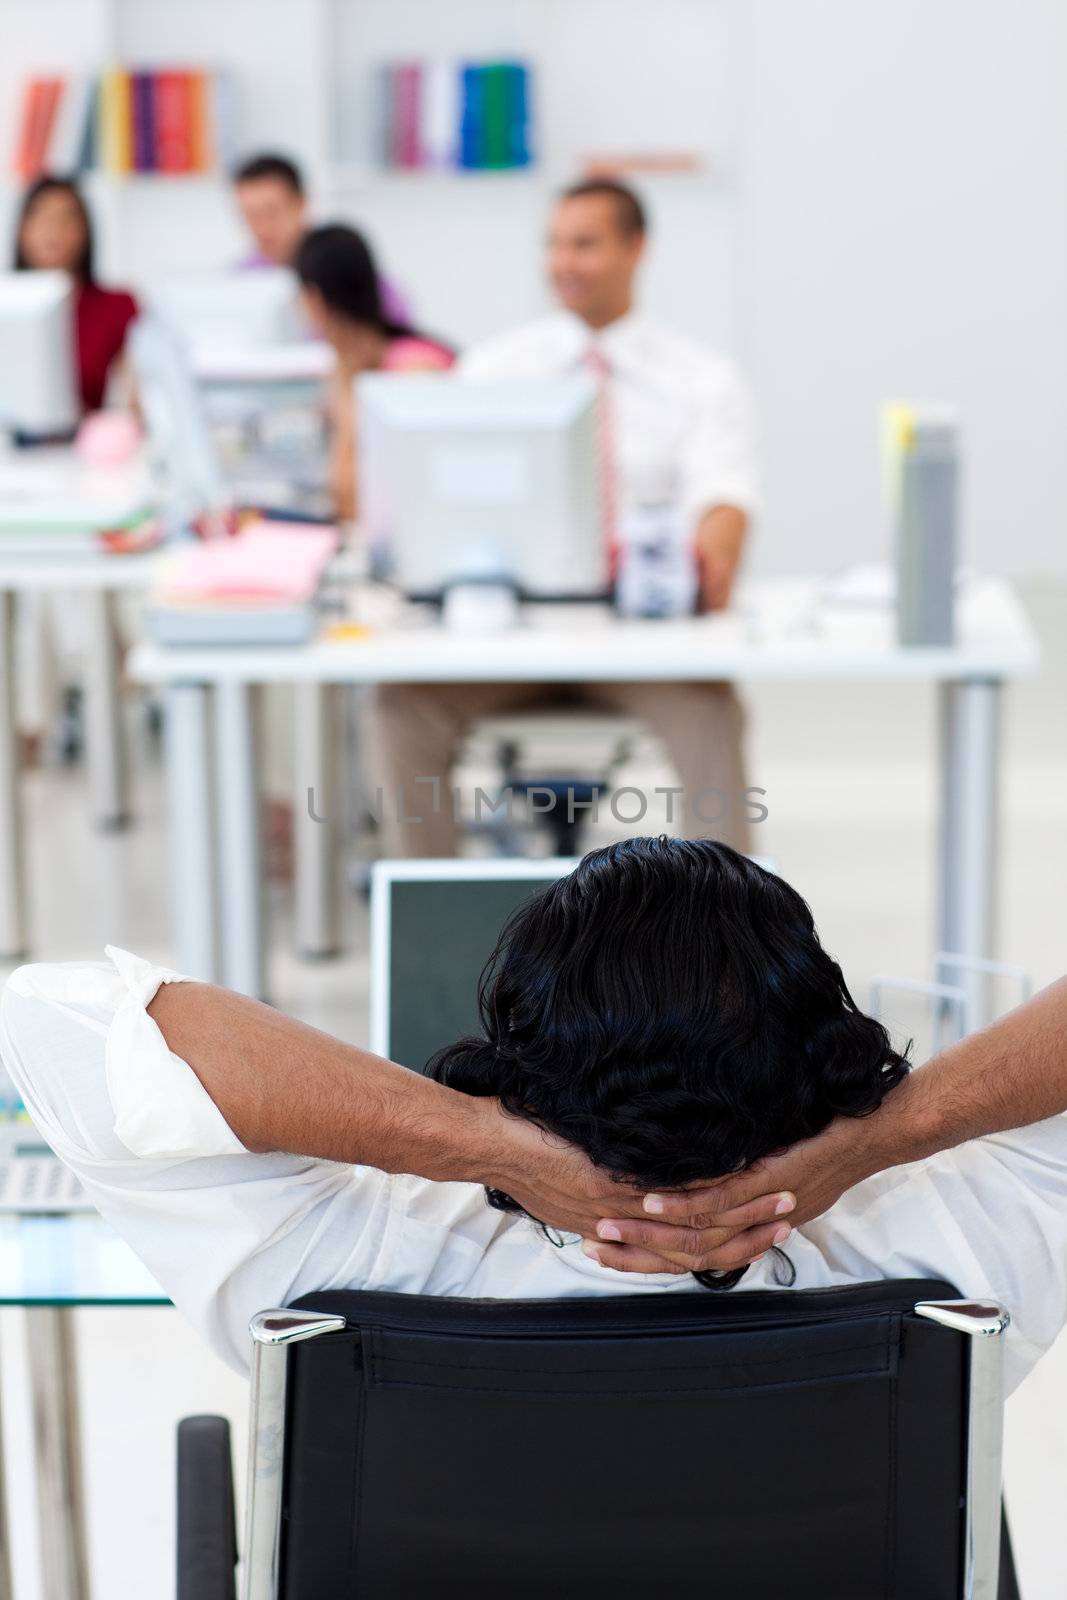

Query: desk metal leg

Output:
[938, 679, 1001, 1028]
[25, 1306, 90, 1600]
[295, 684, 340, 959]
[215, 681, 264, 999]
[0, 591, 27, 961]
[0, 1321, 12, 1600]
[165, 684, 218, 982]
[83, 591, 128, 830]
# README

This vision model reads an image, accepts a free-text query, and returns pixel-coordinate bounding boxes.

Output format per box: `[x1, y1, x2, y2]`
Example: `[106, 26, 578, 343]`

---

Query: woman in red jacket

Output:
[12, 177, 140, 764]
[14, 174, 138, 413]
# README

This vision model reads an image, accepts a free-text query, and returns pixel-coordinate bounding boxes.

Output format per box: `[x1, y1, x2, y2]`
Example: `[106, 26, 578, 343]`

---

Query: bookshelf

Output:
[1, 0, 741, 347]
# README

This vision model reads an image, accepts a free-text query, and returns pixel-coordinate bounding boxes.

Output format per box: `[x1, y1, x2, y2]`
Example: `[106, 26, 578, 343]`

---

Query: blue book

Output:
[459, 64, 487, 169]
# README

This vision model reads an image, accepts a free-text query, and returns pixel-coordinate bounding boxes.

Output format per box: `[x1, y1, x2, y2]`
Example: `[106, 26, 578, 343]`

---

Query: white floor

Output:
[1, 579, 1066, 1597]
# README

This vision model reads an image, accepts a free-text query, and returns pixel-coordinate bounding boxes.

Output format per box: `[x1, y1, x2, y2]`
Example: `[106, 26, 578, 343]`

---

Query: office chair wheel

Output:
[58, 685, 83, 764]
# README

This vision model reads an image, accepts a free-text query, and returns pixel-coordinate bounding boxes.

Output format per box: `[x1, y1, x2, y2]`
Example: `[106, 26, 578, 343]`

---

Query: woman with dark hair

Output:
[6, 836, 1067, 1394]
[15, 175, 139, 413]
[295, 223, 452, 519]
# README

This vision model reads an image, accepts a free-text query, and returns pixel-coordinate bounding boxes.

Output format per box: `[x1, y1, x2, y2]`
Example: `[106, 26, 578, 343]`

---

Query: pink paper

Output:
[162, 522, 339, 605]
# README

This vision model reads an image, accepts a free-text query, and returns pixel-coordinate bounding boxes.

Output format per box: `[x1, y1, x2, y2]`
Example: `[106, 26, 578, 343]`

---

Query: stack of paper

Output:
[147, 521, 338, 645]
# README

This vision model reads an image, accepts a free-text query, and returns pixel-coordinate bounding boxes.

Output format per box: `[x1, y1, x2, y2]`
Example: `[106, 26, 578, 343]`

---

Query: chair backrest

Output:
[242, 1281, 1011, 1600]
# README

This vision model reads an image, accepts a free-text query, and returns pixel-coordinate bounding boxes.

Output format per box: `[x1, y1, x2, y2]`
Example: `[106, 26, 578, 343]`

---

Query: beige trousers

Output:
[364, 680, 753, 857]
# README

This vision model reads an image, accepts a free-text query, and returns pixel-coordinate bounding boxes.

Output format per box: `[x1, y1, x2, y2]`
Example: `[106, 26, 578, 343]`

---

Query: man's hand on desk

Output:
[694, 505, 747, 612]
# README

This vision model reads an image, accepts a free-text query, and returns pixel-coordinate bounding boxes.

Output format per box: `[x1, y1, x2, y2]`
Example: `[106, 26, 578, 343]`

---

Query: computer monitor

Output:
[0, 270, 79, 435]
[369, 857, 578, 1071]
[146, 268, 304, 357]
[370, 850, 778, 1071]
[128, 316, 229, 532]
[359, 374, 608, 600]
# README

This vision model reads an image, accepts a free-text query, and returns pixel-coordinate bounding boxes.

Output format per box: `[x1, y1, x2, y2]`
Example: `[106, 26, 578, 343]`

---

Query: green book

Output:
[482, 63, 510, 169]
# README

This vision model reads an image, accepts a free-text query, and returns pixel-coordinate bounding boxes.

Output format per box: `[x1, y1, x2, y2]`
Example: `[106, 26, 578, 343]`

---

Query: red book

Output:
[155, 70, 192, 172]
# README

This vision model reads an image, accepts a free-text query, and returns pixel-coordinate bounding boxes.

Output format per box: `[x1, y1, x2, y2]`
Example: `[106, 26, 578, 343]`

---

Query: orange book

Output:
[15, 77, 64, 179]
[187, 71, 209, 172]
[14, 79, 44, 178]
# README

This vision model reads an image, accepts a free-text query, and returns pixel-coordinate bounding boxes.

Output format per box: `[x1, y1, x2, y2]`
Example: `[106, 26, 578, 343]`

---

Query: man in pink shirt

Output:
[232, 151, 412, 326]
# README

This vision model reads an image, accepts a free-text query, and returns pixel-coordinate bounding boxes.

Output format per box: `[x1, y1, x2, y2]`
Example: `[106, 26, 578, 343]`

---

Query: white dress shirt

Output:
[2, 948, 1067, 1392]
[460, 311, 760, 537]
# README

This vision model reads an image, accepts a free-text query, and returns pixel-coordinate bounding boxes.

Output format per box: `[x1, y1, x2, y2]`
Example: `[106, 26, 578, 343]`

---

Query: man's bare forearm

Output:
[602, 975, 1067, 1265]
[146, 981, 731, 1253]
[872, 977, 1067, 1171]
[148, 982, 501, 1185]
[695, 504, 747, 611]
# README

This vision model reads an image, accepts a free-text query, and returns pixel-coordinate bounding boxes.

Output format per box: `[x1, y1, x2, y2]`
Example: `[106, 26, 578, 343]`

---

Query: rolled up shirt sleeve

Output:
[0, 949, 400, 1373]
[679, 357, 761, 533]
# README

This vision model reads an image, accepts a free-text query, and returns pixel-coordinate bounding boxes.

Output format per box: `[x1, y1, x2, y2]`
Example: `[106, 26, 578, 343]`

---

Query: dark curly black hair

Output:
[426, 836, 910, 1290]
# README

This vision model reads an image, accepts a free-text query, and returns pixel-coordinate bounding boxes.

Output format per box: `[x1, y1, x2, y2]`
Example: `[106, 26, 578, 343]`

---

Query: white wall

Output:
[738, 0, 1067, 578]
[0, 0, 739, 347]
[2, 0, 1065, 575]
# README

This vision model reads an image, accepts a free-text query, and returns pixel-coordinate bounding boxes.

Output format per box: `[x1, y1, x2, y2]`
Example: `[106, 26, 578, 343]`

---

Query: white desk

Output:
[0, 449, 158, 959]
[129, 576, 1040, 1001]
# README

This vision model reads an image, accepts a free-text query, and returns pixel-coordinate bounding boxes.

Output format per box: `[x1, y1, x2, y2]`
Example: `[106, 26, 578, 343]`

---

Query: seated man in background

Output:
[3, 836, 1067, 1398]
[232, 151, 411, 325]
[367, 178, 760, 857]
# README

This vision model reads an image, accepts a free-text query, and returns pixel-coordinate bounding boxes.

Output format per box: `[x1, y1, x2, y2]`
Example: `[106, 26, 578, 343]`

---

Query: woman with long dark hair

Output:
[295, 223, 453, 519]
[12, 178, 141, 763]
[14, 175, 139, 414]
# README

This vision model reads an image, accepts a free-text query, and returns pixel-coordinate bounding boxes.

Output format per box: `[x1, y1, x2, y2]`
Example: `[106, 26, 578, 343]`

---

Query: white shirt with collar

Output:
[459, 311, 760, 538]
[2, 948, 1066, 1393]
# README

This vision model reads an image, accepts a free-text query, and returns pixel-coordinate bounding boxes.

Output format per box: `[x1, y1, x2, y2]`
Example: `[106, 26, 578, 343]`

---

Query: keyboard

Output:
[0, 1131, 92, 1213]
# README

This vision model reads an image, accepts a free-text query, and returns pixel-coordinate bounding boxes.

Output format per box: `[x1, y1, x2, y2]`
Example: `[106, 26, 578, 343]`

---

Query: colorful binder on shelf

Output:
[131, 72, 155, 172]
[99, 67, 133, 174]
[10, 67, 239, 178]
[377, 58, 533, 173]
[14, 76, 64, 180]
[155, 71, 193, 173]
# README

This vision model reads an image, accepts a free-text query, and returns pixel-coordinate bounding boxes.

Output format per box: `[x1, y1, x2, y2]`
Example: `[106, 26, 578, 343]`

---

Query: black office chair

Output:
[177, 1281, 1021, 1600]
[461, 711, 641, 856]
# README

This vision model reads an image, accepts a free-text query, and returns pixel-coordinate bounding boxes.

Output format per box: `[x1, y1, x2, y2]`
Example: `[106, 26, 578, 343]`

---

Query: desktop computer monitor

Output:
[146, 268, 304, 356]
[369, 857, 578, 1071]
[0, 270, 79, 435]
[358, 373, 608, 600]
[128, 316, 228, 530]
[370, 850, 778, 1072]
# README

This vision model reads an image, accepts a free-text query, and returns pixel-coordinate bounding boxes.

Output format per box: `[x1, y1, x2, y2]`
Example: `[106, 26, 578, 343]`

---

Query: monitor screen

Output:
[374, 867, 571, 1072]
[0, 269, 78, 434]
